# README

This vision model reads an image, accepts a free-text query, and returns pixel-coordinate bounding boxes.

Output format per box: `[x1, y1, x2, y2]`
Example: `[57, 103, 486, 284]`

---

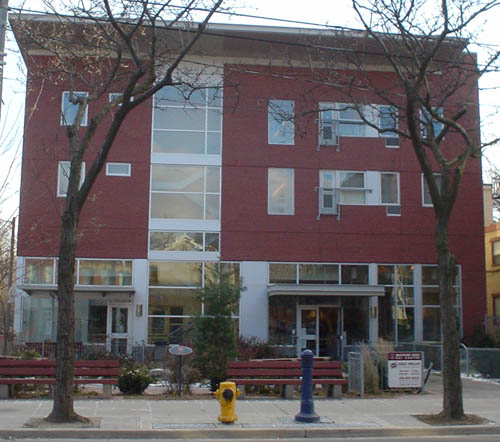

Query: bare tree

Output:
[11, 0, 223, 422]
[302, 0, 499, 420]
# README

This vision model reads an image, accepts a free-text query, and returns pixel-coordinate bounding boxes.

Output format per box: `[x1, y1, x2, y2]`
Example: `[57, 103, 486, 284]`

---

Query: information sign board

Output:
[387, 352, 422, 388]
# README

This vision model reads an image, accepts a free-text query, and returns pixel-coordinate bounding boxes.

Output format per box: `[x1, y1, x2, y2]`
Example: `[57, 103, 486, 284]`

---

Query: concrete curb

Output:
[1, 425, 500, 439]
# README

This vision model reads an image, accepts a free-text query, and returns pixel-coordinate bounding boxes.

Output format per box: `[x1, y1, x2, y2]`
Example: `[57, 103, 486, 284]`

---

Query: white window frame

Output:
[61, 91, 88, 126]
[268, 99, 295, 145]
[378, 105, 400, 148]
[106, 162, 131, 177]
[268, 168, 295, 215]
[57, 161, 86, 197]
[380, 172, 401, 216]
[319, 170, 369, 214]
[422, 173, 441, 207]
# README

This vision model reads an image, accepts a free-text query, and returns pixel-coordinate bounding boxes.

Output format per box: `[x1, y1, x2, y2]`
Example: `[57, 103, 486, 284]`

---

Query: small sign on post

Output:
[387, 352, 423, 389]
[169, 345, 193, 396]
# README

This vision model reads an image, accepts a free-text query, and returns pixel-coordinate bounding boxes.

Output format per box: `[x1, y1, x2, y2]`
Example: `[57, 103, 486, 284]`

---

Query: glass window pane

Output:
[207, 132, 221, 155]
[152, 130, 206, 154]
[151, 193, 204, 219]
[111, 307, 128, 333]
[377, 265, 394, 285]
[422, 266, 439, 285]
[378, 287, 394, 341]
[423, 307, 440, 341]
[339, 106, 361, 121]
[341, 265, 368, 284]
[339, 172, 364, 188]
[151, 165, 204, 192]
[154, 85, 205, 106]
[397, 306, 414, 341]
[268, 100, 294, 145]
[395, 265, 414, 284]
[269, 295, 296, 345]
[149, 262, 202, 287]
[78, 260, 132, 286]
[106, 163, 130, 176]
[395, 286, 414, 305]
[149, 288, 201, 315]
[205, 233, 219, 252]
[205, 194, 220, 220]
[150, 232, 203, 251]
[206, 167, 220, 193]
[154, 107, 205, 131]
[381, 173, 398, 204]
[493, 241, 500, 265]
[423, 287, 440, 305]
[299, 264, 339, 284]
[339, 123, 366, 137]
[268, 168, 294, 215]
[206, 87, 222, 107]
[207, 109, 222, 131]
[269, 263, 297, 284]
[24, 258, 55, 284]
[62, 91, 87, 125]
[58, 162, 70, 196]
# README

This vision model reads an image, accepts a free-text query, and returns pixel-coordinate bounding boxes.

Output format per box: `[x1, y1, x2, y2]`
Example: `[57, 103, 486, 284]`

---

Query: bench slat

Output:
[227, 368, 343, 377]
[227, 360, 342, 369]
[228, 378, 348, 385]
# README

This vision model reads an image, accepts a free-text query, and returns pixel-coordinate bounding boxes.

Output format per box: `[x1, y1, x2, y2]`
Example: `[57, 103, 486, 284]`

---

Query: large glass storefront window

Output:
[377, 264, 414, 342]
[147, 261, 240, 344]
[421, 265, 460, 341]
[24, 258, 56, 284]
[268, 296, 296, 345]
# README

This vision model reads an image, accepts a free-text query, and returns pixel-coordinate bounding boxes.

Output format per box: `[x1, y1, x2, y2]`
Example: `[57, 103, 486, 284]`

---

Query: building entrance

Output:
[297, 306, 342, 358]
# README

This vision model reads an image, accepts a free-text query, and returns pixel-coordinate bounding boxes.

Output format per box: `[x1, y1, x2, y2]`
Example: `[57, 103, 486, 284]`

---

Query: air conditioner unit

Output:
[319, 122, 339, 147]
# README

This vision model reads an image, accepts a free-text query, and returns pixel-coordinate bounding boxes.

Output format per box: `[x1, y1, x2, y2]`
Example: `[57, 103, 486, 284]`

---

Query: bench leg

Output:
[281, 384, 294, 399]
[0, 385, 9, 399]
[324, 384, 342, 399]
[102, 384, 112, 398]
[237, 384, 245, 400]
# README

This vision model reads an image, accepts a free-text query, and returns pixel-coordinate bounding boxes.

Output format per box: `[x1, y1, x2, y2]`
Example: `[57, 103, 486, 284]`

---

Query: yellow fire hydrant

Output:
[214, 381, 241, 423]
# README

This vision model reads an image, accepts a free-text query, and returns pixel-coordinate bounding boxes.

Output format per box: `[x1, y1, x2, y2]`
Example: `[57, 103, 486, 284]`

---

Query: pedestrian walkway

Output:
[0, 375, 499, 439]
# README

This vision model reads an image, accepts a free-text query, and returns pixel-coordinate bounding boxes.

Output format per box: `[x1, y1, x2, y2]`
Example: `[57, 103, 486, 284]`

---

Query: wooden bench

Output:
[227, 359, 348, 399]
[0, 358, 120, 399]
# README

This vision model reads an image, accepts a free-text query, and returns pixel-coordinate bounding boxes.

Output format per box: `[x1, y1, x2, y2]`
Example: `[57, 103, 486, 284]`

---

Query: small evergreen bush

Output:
[118, 363, 153, 395]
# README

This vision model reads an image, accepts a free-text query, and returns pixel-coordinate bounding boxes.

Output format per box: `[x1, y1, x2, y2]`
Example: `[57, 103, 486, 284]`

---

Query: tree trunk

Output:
[47, 209, 84, 422]
[436, 215, 464, 419]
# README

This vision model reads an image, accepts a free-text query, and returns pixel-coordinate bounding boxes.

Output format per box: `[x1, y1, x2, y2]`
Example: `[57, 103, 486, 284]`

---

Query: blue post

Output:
[295, 349, 320, 423]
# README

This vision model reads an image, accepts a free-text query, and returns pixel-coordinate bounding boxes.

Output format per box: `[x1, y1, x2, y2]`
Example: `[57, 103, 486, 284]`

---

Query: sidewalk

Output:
[0, 374, 499, 439]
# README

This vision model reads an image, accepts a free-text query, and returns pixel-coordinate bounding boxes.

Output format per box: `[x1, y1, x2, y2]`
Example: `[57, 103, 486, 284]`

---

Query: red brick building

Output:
[13, 18, 486, 356]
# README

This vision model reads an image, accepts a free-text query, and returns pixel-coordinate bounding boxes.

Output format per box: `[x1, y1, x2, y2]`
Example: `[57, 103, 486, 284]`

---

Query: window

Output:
[319, 171, 366, 213]
[492, 241, 500, 265]
[379, 105, 399, 147]
[57, 161, 85, 197]
[269, 262, 367, 285]
[422, 173, 441, 207]
[153, 85, 222, 155]
[268, 100, 294, 145]
[106, 163, 131, 176]
[421, 107, 444, 139]
[150, 231, 219, 252]
[150, 165, 220, 220]
[78, 260, 132, 286]
[381, 172, 401, 215]
[61, 91, 88, 126]
[24, 258, 57, 285]
[268, 168, 294, 215]
[381, 173, 399, 204]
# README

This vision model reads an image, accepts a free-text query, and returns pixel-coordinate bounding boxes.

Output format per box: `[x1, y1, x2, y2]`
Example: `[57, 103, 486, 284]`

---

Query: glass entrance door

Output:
[319, 307, 341, 358]
[297, 307, 319, 355]
[107, 305, 130, 354]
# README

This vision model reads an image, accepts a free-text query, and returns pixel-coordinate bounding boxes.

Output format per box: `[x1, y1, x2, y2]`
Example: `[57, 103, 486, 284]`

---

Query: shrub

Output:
[118, 362, 153, 395]
[237, 336, 284, 361]
[11, 349, 41, 359]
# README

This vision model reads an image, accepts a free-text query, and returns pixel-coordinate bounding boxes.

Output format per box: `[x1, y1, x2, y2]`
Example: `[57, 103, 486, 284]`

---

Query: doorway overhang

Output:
[267, 284, 384, 297]
[18, 284, 135, 298]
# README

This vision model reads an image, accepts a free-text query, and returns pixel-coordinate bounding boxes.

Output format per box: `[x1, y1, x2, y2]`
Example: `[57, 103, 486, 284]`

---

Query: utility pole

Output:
[0, 0, 8, 124]
[2, 216, 14, 355]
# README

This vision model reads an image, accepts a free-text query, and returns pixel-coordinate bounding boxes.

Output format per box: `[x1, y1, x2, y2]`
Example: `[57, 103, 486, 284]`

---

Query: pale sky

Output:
[1, 0, 499, 218]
